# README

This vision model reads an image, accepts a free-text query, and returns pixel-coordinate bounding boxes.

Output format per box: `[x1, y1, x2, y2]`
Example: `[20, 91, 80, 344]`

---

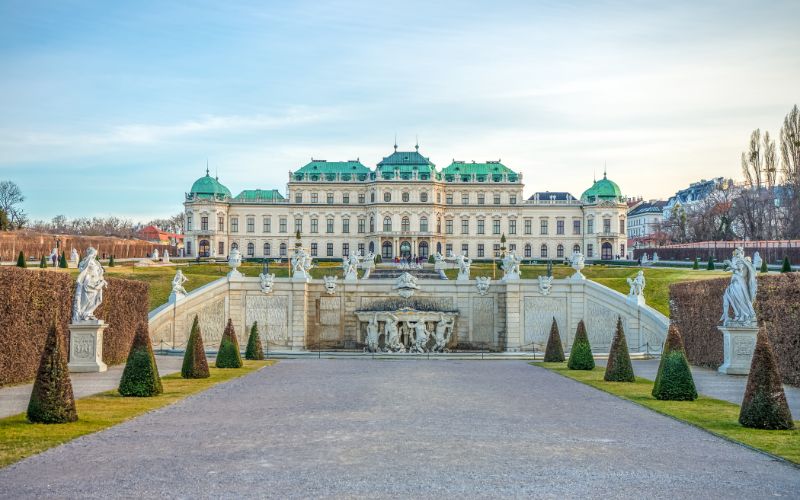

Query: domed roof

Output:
[581, 172, 623, 203]
[189, 170, 231, 199]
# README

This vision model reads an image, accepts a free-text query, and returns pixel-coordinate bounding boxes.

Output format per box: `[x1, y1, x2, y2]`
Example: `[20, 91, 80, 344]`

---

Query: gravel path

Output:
[1, 359, 798, 498]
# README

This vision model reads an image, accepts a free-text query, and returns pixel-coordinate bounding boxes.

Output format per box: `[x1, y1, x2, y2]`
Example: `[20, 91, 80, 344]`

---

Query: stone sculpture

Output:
[432, 313, 454, 352]
[228, 247, 243, 278]
[627, 270, 646, 304]
[455, 252, 471, 281]
[259, 272, 275, 294]
[72, 247, 107, 322]
[365, 314, 380, 353]
[343, 252, 360, 282]
[652, 252, 659, 263]
[409, 320, 430, 353]
[361, 252, 376, 279]
[291, 248, 314, 282]
[501, 251, 521, 281]
[152, 248, 159, 261]
[70, 248, 80, 264]
[641, 253, 649, 265]
[753, 251, 763, 271]
[383, 313, 405, 352]
[163, 249, 170, 263]
[475, 276, 491, 295]
[721, 247, 757, 327]
[323, 275, 338, 295]
[538, 275, 553, 295]
[171, 270, 188, 296]
[394, 272, 420, 298]
[570, 251, 586, 280]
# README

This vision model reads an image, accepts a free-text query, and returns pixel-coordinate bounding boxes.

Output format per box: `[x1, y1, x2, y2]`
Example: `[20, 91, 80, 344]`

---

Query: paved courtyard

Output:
[1, 359, 798, 498]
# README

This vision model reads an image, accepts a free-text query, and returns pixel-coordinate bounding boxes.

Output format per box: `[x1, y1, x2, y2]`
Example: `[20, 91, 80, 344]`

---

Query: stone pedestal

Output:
[68, 320, 108, 373]
[718, 324, 758, 375]
[627, 294, 645, 306]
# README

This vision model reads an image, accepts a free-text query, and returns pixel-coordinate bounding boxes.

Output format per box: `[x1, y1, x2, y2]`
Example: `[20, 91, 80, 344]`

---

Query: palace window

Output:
[231, 242, 238, 250]
[477, 244, 485, 258]
[358, 218, 366, 233]
[619, 218, 625, 234]
[573, 220, 581, 235]
[247, 242, 255, 256]
[311, 218, 318, 233]
[311, 243, 318, 256]
[383, 217, 392, 232]
[201, 216, 208, 231]
[446, 194, 453, 205]
[384, 192, 391, 202]
[540, 219, 548, 235]
[358, 193, 365, 204]
[264, 243, 271, 256]
[461, 243, 468, 256]
[326, 218, 334, 233]
[231, 217, 239, 233]
[382, 241, 392, 259]
[279, 217, 287, 233]
[510, 195, 517, 205]
[437, 192, 441, 203]
[557, 244, 564, 258]
[419, 216, 428, 232]
[620, 243, 625, 256]
[343, 193, 349, 204]
[280, 243, 287, 256]
[358, 243, 365, 255]
[311, 193, 318, 203]
[294, 218, 302, 233]
[573, 244, 580, 254]
[326, 242, 334, 257]
[218, 241, 224, 255]
[540, 244, 548, 258]
[218, 216, 224, 231]
[478, 194, 485, 204]
[493, 244, 500, 257]
[402, 192, 409, 202]
[437, 217, 442, 234]
[493, 194, 501, 204]
[295, 193, 302, 203]
[493, 220, 500, 235]
[461, 194, 469, 204]
[587, 218, 594, 234]
[327, 193, 334, 204]
[446, 243, 453, 255]
[509, 220, 516, 235]
[342, 218, 350, 234]
[186, 213, 192, 231]
[420, 192, 428, 202]
[461, 219, 469, 234]
[509, 243, 516, 252]
[343, 243, 349, 257]
[445, 220, 453, 234]
[524, 219, 532, 235]
[370, 217, 375, 232]
[603, 219, 611, 233]
[524, 244, 531, 258]
[477, 220, 485, 235]
[247, 217, 255, 233]
[263, 217, 270, 233]
[401, 217, 410, 232]
[371, 192, 376, 202]
[587, 244, 593, 258]
[556, 220, 564, 235]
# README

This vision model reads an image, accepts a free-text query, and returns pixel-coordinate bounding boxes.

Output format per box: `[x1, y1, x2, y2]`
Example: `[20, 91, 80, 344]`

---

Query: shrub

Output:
[16, 250, 26, 268]
[245, 322, 264, 360]
[59, 251, 68, 268]
[27, 323, 78, 424]
[543, 317, 564, 362]
[706, 257, 715, 270]
[739, 328, 794, 430]
[374, 254, 382, 264]
[760, 258, 768, 273]
[652, 324, 697, 400]
[39, 255, 47, 268]
[604, 317, 635, 382]
[428, 254, 435, 264]
[118, 323, 163, 397]
[567, 320, 594, 370]
[781, 256, 791, 273]
[216, 318, 243, 368]
[181, 316, 210, 378]
[109, 255, 115, 267]
[692, 257, 699, 270]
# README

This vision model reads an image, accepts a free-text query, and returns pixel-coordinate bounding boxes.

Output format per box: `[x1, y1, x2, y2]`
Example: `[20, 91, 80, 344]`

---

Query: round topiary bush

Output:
[182, 316, 210, 379]
[543, 317, 564, 362]
[27, 324, 78, 424]
[739, 328, 794, 430]
[245, 321, 264, 361]
[216, 318, 243, 368]
[567, 320, 594, 370]
[119, 323, 163, 397]
[604, 316, 635, 382]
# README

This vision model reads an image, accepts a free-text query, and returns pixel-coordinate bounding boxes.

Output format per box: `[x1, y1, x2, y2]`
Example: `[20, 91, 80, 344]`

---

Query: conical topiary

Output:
[652, 324, 697, 400]
[245, 322, 264, 360]
[39, 255, 47, 268]
[59, 251, 68, 268]
[216, 318, 243, 368]
[109, 255, 115, 267]
[739, 328, 794, 430]
[182, 316, 210, 379]
[706, 257, 715, 270]
[760, 258, 768, 273]
[16, 250, 26, 268]
[604, 316, 635, 382]
[119, 323, 163, 397]
[692, 257, 699, 270]
[781, 256, 792, 273]
[27, 323, 78, 424]
[543, 317, 565, 362]
[567, 320, 595, 370]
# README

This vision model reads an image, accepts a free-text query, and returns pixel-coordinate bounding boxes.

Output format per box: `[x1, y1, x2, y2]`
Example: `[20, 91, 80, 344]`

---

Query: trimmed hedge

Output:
[27, 323, 78, 424]
[670, 274, 800, 386]
[216, 319, 243, 368]
[567, 320, 594, 370]
[16, 251, 26, 268]
[118, 323, 163, 397]
[543, 317, 564, 362]
[604, 317, 635, 382]
[652, 325, 697, 401]
[245, 322, 264, 360]
[739, 328, 794, 430]
[182, 316, 210, 378]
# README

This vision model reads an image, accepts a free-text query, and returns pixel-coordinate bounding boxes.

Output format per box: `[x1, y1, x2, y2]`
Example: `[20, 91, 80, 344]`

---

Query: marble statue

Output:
[152, 248, 159, 261]
[72, 247, 107, 323]
[163, 249, 170, 263]
[455, 252, 471, 281]
[361, 252, 376, 279]
[475, 276, 491, 295]
[343, 252, 360, 282]
[538, 275, 553, 295]
[627, 270, 646, 297]
[291, 248, 314, 281]
[501, 251, 521, 281]
[753, 251, 763, 271]
[394, 272, 420, 298]
[171, 269, 188, 296]
[365, 314, 380, 353]
[259, 272, 275, 294]
[720, 247, 757, 326]
[49, 247, 59, 262]
[570, 251, 586, 280]
[641, 253, 649, 265]
[432, 313, 454, 352]
[323, 275, 338, 295]
[409, 320, 430, 353]
[228, 247, 243, 278]
[652, 252, 659, 263]
[383, 313, 405, 352]
[70, 248, 80, 264]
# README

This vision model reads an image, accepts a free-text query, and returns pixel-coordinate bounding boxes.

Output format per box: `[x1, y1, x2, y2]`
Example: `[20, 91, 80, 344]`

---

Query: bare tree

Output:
[780, 105, 800, 237]
[0, 181, 26, 229]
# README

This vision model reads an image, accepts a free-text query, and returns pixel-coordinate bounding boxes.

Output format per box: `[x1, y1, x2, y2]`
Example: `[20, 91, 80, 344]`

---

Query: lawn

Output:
[538, 362, 800, 464]
[0, 360, 272, 469]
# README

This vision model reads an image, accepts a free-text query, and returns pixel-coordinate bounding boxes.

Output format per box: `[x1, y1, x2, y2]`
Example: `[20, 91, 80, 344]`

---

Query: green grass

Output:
[0, 360, 273, 469]
[538, 362, 800, 464]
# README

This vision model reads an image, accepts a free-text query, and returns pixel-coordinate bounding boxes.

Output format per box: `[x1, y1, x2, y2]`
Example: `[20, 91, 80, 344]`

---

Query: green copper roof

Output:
[376, 149, 437, 180]
[189, 172, 232, 199]
[294, 160, 371, 181]
[440, 161, 519, 182]
[581, 173, 624, 203]
[233, 189, 285, 202]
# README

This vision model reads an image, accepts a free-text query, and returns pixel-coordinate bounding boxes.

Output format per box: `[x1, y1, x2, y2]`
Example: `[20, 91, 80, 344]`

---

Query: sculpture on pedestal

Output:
[171, 270, 188, 297]
[152, 248, 159, 261]
[570, 251, 586, 280]
[259, 272, 275, 294]
[343, 252, 360, 282]
[626, 270, 646, 304]
[365, 314, 380, 353]
[163, 249, 170, 263]
[70, 248, 80, 265]
[652, 252, 659, 263]
[227, 247, 242, 278]
[433, 251, 447, 279]
[455, 252, 471, 281]
[72, 247, 107, 322]
[432, 313, 454, 352]
[384, 313, 404, 352]
[291, 248, 314, 281]
[720, 247, 757, 327]
[501, 250, 521, 281]
[409, 320, 430, 353]
[475, 276, 491, 295]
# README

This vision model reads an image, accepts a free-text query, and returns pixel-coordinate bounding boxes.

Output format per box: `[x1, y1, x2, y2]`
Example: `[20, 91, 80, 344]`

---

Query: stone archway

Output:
[199, 239, 210, 258]
[601, 242, 613, 260]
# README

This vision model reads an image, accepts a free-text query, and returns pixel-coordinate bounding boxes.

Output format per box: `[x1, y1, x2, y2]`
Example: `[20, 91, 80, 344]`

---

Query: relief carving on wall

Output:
[586, 300, 626, 349]
[523, 297, 566, 346]
[471, 297, 495, 344]
[246, 295, 289, 343]
[187, 297, 225, 347]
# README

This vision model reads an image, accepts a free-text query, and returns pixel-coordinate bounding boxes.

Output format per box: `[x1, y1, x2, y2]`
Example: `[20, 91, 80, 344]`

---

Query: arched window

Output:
[402, 192, 409, 202]
[573, 244, 580, 254]
[524, 243, 531, 258]
[371, 192, 376, 203]
[437, 217, 442, 234]
[368, 241, 375, 253]
[420, 216, 428, 232]
[279, 243, 287, 256]
[384, 191, 391, 202]
[436, 242, 442, 253]
[401, 216, 410, 232]
[602, 242, 613, 260]
[231, 242, 239, 251]
[370, 217, 375, 233]
[557, 244, 564, 258]
[418, 241, 429, 258]
[247, 242, 255, 256]
[382, 241, 393, 259]
[540, 244, 548, 258]
[383, 217, 392, 232]
[264, 242, 271, 256]
[420, 192, 428, 202]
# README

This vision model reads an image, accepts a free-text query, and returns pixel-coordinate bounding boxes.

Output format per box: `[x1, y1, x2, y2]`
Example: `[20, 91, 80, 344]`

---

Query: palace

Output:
[183, 145, 628, 262]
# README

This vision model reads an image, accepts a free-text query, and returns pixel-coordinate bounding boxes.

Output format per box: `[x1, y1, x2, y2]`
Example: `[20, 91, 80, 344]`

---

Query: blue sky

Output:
[1, 0, 798, 221]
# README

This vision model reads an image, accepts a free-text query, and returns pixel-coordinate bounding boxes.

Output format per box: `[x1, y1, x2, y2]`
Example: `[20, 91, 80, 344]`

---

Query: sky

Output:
[1, 0, 799, 222]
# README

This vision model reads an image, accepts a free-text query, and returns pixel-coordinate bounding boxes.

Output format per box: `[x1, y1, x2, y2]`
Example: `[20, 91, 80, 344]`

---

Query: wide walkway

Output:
[1, 360, 798, 498]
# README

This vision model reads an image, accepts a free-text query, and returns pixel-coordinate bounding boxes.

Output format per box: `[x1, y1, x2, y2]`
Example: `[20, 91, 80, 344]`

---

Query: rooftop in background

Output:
[580, 171, 624, 203]
[441, 160, 519, 183]
[232, 189, 286, 203]
[628, 200, 667, 217]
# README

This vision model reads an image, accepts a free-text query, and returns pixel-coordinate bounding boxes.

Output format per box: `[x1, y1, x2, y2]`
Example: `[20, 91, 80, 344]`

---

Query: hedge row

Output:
[669, 274, 800, 386]
[0, 230, 174, 262]
[0, 267, 149, 386]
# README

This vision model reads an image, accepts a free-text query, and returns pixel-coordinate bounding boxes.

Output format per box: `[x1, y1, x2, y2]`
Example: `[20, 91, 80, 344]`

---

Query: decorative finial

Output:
[216, 168, 219, 181]
[394, 134, 398, 151]
[206, 159, 209, 176]
[415, 135, 419, 151]
[604, 161, 607, 179]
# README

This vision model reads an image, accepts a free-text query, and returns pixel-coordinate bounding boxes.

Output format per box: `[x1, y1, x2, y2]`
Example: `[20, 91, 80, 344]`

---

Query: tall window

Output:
[557, 244, 564, 258]
[587, 218, 594, 234]
[358, 193, 365, 204]
[358, 243, 365, 255]
[402, 192, 409, 202]
[509, 220, 516, 235]
[342, 243, 349, 257]
[493, 220, 500, 235]
[587, 244, 593, 258]
[556, 220, 564, 235]
[279, 217, 287, 233]
[478, 194, 485, 204]
[327, 193, 334, 204]
[311, 192, 318, 203]
[540, 219, 548, 235]
[294, 218, 302, 233]
[524, 219, 532, 235]
[477, 244, 485, 257]
[383, 217, 392, 232]
[420, 192, 428, 202]
[461, 194, 469, 204]
[310, 243, 318, 256]
[573, 220, 581, 235]
[295, 193, 302, 203]
[263, 217, 271, 233]
[201, 216, 208, 231]
[524, 243, 531, 258]
[218, 215, 224, 231]
[342, 218, 350, 233]
[619, 218, 625, 234]
[343, 193, 349, 204]
[437, 217, 442, 234]
[231, 217, 239, 233]
[358, 218, 366, 233]
[326, 242, 334, 256]
[370, 217, 375, 232]
[247, 217, 255, 233]
[461, 219, 469, 234]
[493, 244, 500, 257]
[264, 242, 271, 256]
[573, 244, 581, 254]
[280, 243, 287, 256]
[477, 220, 485, 235]
[510, 195, 516, 205]
[218, 241, 224, 255]
[311, 218, 318, 233]
[326, 219, 334, 233]
[603, 219, 611, 233]
[401, 216, 410, 232]
[461, 243, 468, 256]
[540, 244, 548, 258]
[384, 192, 391, 202]
[247, 242, 255, 256]
[186, 213, 192, 231]
[493, 194, 501, 204]
[445, 219, 453, 234]
[446, 194, 453, 204]
[420, 216, 428, 232]
[446, 243, 453, 255]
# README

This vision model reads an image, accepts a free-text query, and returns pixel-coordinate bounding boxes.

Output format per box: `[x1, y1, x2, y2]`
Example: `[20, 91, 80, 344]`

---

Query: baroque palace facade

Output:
[183, 146, 628, 262]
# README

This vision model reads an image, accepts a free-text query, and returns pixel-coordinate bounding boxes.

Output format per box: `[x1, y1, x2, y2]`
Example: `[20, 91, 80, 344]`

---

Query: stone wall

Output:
[149, 275, 668, 354]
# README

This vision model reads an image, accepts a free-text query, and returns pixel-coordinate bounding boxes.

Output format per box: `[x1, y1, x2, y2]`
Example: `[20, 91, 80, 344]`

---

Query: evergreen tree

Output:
[245, 322, 265, 360]
[27, 324, 78, 423]
[781, 256, 792, 273]
[181, 316, 210, 379]
[16, 250, 26, 268]
[652, 325, 697, 400]
[543, 317, 565, 362]
[604, 317, 635, 382]
[374, 254, 382, 264]
[692, 257, 699, 270]
[739, 329, 794, 430]
[760, 258, 768, 273]
[59, 251, 68, 268]
[567, 320, 595, 370]
[109, 255, 115, 267]
[706, 256, 715, 270]
[216, 318, 243, 368]
[118, 323, 163, 397]
[39, 255, 47, 268]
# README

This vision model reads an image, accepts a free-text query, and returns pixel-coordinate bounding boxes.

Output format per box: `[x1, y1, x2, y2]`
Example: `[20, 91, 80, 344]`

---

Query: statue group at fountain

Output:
[365, 313, 454, 354]
[291, 247, 314, 281]
[341, 250, 377, 282]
